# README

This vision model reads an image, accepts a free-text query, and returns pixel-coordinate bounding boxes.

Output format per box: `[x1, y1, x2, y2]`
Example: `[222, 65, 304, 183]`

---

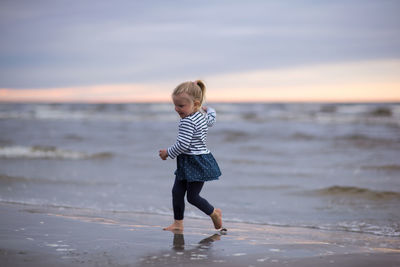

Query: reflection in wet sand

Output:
[139, 232, 223, 266]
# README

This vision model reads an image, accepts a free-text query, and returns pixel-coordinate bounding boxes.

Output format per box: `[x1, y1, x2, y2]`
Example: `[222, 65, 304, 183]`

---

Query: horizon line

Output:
[1, 99, 399, 104]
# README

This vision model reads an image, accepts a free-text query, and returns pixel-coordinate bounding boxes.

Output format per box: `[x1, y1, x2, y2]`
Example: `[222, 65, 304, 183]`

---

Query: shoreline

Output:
[0, 202, 399, 266]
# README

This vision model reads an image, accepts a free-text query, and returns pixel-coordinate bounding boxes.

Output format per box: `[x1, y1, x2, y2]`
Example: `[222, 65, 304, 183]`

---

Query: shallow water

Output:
[0, 102, 399, 236]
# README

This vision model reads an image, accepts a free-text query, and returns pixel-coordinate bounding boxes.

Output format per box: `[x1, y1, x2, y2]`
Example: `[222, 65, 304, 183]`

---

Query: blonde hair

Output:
[172, 80, 206, 108]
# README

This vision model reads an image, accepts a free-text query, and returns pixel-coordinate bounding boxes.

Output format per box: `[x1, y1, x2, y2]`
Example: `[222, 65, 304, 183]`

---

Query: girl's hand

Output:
[159, 149, 168, 160]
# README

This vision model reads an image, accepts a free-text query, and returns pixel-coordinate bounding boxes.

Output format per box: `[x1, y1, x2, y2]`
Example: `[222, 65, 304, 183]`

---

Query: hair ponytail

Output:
[194, 80, 206, 106]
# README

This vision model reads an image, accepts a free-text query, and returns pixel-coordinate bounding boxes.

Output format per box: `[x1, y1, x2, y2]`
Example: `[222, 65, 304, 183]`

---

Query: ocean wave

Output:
[241, 112, 265, 122]
[361, 164, 400, 172]
[218, 129, 250, 142]
[225, 218, 400, 237]
[63, 134, 85, 142]
[319, 104, 337, 113]
[0, 199, 100, 213]
[339, 134, 386, 142]
[336, 134, 395, 148]
[1, 199, 399, 237]
[368, 107, 392, 117]
[0, 103, 177, 122]
[334, 221, 400, 237]
[229, 159, 273, 165]
[290, 132, 316, 141]
[0, 146, 112, 160]
[230, 185, 297, 191]
[0, 138, 13, 146]
[0, 174, 115, 186]
[313, 186, 400, 200]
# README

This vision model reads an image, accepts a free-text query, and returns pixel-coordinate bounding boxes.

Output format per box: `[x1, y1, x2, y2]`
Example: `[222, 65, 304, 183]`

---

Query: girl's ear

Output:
[193, 100, 201, 109]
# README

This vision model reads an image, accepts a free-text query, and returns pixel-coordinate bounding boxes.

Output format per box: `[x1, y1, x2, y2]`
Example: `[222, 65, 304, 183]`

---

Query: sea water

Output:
[0, 102, 399, 236]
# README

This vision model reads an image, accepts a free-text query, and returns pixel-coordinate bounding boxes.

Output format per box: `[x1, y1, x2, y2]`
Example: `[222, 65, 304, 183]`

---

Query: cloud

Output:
[0, 1, 399, 89]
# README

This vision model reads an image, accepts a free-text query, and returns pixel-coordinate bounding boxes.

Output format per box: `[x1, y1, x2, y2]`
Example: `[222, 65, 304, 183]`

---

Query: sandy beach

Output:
[1, 202, 399, 267]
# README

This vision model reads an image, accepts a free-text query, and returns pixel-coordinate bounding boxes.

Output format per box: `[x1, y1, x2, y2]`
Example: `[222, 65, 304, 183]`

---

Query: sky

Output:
[0, 0, 399, 102]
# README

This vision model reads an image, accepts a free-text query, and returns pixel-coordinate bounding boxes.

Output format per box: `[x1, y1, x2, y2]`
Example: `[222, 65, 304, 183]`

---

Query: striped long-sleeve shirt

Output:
[167, 107, 216, 159]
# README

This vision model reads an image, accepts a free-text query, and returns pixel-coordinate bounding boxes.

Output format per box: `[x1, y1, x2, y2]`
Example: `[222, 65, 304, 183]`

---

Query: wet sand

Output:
[0, 202, 399, 267]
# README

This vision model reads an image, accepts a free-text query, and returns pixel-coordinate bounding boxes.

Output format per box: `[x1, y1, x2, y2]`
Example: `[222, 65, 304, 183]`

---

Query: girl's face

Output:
[172, 93, 199, 118]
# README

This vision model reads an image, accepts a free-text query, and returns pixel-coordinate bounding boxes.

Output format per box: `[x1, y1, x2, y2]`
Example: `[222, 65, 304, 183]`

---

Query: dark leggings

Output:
[172, 177, 214, 220]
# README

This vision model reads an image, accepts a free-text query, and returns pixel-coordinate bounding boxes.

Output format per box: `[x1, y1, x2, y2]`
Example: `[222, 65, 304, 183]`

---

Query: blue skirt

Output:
[175, 153, 221, 182]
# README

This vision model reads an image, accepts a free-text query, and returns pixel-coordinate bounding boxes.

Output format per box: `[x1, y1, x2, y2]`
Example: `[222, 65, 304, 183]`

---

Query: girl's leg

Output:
[164, 178, 186, 231]
[186, 181, 214, 215]
[187, 182, 222, 229]
[172, 178, 187, 220]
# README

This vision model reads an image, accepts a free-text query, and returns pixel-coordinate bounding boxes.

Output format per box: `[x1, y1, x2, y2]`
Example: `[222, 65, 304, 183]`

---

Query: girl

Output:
[159, 80, 223, 231]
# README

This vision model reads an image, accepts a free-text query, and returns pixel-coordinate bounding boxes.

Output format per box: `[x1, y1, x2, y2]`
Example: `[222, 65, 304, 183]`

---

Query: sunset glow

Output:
[1, 60, 399, 103]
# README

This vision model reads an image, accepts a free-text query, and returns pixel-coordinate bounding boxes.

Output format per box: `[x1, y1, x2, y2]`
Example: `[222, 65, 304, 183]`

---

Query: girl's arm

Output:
[203, 106, 216, 127]
[167, 118, 195, 159]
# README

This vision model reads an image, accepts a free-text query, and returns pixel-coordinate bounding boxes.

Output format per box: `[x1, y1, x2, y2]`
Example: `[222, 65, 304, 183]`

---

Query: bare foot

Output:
[210, 208, 222, 229]
[163, 220, 184, 232]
